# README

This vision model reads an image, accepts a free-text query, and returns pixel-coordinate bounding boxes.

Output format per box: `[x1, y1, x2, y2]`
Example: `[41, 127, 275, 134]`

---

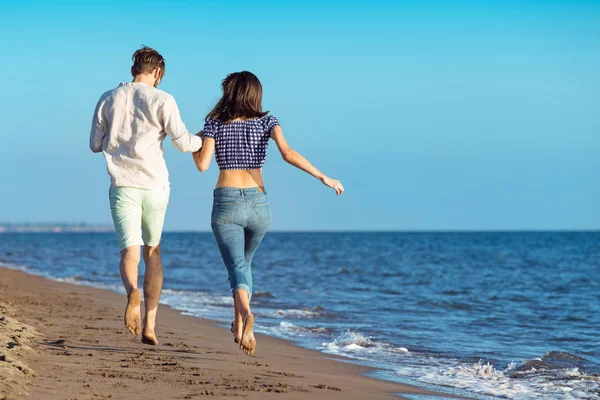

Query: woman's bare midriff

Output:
[216, 169, 265, 189]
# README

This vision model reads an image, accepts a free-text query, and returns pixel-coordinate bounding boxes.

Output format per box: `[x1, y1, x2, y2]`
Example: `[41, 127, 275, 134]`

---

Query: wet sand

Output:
[0, 266, 450, 399]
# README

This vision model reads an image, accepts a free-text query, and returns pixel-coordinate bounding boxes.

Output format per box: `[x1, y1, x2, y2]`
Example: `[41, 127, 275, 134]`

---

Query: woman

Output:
[193, 71, 343, 356]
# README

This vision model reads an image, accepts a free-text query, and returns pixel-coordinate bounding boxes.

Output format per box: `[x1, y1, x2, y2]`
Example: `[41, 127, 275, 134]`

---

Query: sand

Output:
[0, 266, 451, 399]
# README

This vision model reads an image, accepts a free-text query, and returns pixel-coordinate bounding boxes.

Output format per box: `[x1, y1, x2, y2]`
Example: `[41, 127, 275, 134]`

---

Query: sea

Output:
[0, 231, 598, 399]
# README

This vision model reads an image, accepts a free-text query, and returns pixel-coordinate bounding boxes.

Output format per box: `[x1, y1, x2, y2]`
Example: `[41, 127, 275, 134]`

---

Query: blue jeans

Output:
[211, 187, 271, 297]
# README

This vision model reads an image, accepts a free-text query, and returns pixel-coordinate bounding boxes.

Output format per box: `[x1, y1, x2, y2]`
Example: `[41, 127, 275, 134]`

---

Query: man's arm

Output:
[89, 98, 106, 153]
[162, 95, 203, 152]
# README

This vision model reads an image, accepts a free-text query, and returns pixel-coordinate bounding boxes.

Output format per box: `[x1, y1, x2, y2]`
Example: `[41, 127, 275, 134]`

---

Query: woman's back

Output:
[201, 115, 279, 188]
[202, 115, 279, 170]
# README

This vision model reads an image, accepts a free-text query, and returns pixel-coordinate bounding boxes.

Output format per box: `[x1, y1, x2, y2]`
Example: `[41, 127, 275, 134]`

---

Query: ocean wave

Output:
[260, 321, 332, 339]
[328, 331, 376, 348]
[253, 291, 275, 299]
[56, 275, 91, 283]
[279, 321, 329, 334]
[271, 305, 330, 319]
[317, 327, 600, 400]
[321, 330, 408, 355]
[416, 299, 475, 311]
[522, 351, 587, 369]
[397, 355, 600, 399]
[54, 276, 125, 293]
[1, 262, 34, 274]
[409, 360, 540, 399]
[160, 289, 234, 321]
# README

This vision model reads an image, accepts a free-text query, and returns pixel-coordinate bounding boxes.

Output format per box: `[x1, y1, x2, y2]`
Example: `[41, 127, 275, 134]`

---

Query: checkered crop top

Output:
[201, 115, 280, 170]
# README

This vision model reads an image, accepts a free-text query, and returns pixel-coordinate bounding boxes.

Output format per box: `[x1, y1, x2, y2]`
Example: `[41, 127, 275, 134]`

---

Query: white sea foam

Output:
[397, 360, 600, 399]
[259, 321, 331, 340]
[159, 289, 234, 321]
[271, 307, 326, 319]
[393, 347, 409, 353]
[54, 276, 125, 293]
[321, 330, 409, 359]
[318, 328, 600, 400]
[2, 262, 36, 275]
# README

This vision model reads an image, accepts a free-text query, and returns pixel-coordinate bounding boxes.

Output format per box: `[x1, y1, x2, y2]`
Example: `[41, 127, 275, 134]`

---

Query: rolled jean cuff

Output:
[232, 284, 251, 298]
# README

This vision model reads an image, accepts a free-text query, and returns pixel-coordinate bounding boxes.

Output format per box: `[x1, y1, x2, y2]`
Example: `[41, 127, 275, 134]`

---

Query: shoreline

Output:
[0, 266, 454, 399]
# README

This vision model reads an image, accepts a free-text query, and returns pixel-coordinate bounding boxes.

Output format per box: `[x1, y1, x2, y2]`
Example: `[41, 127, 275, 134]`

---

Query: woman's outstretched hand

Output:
[321, 177, 344, 195]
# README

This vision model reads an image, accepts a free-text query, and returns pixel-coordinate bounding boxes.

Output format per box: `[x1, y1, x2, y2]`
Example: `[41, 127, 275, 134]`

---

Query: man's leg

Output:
[121, 246, 142, 335]
[141, 245, 162, 345]
[109, 186, 145, 336]
[140, 185, 170, 345]
[120, 246, 141, 294]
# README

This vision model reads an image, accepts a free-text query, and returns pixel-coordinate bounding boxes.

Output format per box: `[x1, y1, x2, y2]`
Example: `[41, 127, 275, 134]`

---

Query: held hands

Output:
[321, 176, 344, 195]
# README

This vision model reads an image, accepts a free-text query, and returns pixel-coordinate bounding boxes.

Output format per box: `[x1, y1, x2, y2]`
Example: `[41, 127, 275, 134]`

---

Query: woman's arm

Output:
[192, 133, 215, 172]
[271, 126, 344, 195]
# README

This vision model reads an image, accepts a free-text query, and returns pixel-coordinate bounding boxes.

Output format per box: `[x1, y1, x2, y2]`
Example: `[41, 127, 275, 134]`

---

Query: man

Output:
[90, 46, 202, 345]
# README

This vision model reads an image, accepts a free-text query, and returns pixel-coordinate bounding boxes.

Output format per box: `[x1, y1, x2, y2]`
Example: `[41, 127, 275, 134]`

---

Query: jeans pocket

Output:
[212, 201, 236, 225]
[252, 202, 272, 227]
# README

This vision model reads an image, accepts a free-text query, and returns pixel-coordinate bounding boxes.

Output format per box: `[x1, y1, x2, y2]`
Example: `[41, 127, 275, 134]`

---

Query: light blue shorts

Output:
[109, 185, 170, 250]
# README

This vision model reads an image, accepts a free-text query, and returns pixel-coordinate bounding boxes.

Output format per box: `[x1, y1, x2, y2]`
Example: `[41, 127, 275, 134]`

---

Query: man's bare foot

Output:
[124, 289, 142, 336]
[239, 314, 256, 356]
[141, 328, 159, 346]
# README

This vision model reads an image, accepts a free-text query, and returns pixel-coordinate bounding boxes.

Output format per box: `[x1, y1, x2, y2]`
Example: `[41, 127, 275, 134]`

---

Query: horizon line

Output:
[2, 229, 598, 233]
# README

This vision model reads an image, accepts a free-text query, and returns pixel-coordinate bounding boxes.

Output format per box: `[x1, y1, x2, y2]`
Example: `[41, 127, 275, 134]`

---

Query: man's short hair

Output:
[131, 46, 165, 80]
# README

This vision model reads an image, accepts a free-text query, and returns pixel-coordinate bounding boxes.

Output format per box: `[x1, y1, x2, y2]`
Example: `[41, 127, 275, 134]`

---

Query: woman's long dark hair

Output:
[206, 71, 269, 122]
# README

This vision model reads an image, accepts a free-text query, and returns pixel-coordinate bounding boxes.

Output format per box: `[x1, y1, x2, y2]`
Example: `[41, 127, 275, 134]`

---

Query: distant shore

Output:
[0, 266, 451, 400]
[0, 223, 114, 233]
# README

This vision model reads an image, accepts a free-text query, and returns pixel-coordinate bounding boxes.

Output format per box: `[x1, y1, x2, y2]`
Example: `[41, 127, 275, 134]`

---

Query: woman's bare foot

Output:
[239, 314, 256, 356]
[124, 289, 142, 335]
[141, 328, 159, 346]
[231, 321, 241, 344]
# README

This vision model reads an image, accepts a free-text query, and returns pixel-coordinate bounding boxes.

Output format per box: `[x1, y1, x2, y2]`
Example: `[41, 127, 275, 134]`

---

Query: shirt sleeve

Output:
[161, 95, 203, 152]
[265, 115, 280, 134]
[89, 97, 106, 153]
[201, 120, 217, 139]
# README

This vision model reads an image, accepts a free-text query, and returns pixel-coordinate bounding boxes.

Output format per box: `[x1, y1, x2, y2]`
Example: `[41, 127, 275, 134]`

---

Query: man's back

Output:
[90, 82, 202, 189]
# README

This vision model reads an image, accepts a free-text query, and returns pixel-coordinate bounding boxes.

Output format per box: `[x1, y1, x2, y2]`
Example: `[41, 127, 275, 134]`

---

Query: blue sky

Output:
[0, 0, 598, 230]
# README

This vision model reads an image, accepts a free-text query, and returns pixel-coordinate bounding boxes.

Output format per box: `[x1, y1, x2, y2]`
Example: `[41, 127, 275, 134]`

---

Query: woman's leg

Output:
[234, 289, 255, 355]
[211, 197, 252, 347]
[231, 303, 243, 343]
[213, 221, 249, 343]
[244, 195, 271, 291]
[212, 222, 252, 295]
[236, 196, 271, 355]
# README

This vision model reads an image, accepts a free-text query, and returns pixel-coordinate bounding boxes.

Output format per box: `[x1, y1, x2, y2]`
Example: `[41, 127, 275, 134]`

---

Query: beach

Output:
[0, 266, 445, 399]
[1, 231, 599, 399]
